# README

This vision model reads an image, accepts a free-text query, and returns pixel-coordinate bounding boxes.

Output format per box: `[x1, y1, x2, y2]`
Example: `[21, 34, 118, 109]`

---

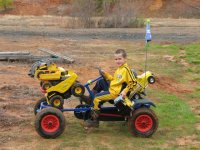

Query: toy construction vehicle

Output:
[129, 70, 155, 100]
[28, 60, 85, 112]
[28, 60, 68, 91]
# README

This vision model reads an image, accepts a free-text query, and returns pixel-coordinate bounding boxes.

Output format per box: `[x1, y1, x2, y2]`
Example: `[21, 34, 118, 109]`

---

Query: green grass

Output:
[0, 0, 13, 9]
[149, 43, 200, 74]
[194, 78, 200, 82]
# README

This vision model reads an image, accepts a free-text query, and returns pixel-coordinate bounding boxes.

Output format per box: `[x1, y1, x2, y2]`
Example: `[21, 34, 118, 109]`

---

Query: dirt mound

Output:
[152, 76, 192, 94]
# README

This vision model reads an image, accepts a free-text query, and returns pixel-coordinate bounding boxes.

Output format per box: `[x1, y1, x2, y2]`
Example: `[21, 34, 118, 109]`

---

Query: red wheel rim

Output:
[41, 115, 60, 133]
[135, 115, 153, 133]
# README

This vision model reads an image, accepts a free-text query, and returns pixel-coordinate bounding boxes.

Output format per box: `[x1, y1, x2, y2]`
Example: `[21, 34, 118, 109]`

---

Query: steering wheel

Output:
[97, 67, 109, 87]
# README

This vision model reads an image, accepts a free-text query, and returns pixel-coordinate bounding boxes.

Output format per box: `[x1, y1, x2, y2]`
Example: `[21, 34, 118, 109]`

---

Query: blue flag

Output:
[145, 19, 152, 42]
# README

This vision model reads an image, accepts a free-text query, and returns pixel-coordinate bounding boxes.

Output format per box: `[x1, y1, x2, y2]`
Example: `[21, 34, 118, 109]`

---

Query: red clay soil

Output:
[152, 76, 192, 94]
[10, 0, 64, 16]
[1, 0, 200, 18]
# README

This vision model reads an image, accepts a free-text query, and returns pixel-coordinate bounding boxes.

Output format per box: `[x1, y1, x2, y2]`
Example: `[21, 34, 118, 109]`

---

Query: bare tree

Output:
[103, 0, 145, 28]
[71, 0, 97, 28]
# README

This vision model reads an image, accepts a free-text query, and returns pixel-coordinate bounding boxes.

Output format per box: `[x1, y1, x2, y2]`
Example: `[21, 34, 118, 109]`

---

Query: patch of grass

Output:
[184, 44, 200, 73]
[149, 44, 200, 68]
[149, 44, 180, 55]
[195, 130, 200, 141]
[189, 91, 200, 99]
[152, 90, 197, 128]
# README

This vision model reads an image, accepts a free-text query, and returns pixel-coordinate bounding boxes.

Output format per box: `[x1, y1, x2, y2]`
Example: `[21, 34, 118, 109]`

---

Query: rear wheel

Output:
[132, 93, 141, 100]
[35, 107, 65, 139]
[71, 83, 85, 97]
[34, 97, 47, 115]
[128, 108, 158, 137]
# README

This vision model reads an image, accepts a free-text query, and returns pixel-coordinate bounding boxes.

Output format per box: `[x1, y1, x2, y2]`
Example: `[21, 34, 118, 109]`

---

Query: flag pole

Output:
[144, 19, 152, 91]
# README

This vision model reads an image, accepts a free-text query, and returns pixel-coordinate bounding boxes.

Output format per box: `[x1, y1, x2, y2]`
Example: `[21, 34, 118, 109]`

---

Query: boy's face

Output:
[114, 53, 126, 67]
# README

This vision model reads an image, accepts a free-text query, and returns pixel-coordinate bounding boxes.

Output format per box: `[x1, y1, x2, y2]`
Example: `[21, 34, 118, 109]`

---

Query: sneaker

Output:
[91, 109, 100, 120]
[79, 95, 92, 105]
[81, 119, 99, 128]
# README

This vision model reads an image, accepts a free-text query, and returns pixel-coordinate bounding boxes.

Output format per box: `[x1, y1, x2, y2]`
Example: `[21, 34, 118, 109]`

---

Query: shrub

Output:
[0, 0, 13, 11]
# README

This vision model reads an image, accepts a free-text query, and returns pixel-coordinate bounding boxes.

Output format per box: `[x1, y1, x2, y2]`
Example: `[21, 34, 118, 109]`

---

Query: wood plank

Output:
[38, 48, 74, 63]
[0, 52, 30, 55]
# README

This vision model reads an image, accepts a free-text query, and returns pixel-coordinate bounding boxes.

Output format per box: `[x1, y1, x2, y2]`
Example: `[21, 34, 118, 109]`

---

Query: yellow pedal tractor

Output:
[129, 70, 155, 100]
[28, 60, 85, 113]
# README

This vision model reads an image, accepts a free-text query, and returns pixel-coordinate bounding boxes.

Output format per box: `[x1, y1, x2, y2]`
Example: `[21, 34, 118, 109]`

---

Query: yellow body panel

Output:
[34, 63, 66, 81]
[46, 70, 78, 94]
[131, 71, 153, 93]
[37, 71, 62, 80]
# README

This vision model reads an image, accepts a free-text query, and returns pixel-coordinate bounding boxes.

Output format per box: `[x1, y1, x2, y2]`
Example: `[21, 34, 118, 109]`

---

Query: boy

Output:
[85, 49, 137, 127]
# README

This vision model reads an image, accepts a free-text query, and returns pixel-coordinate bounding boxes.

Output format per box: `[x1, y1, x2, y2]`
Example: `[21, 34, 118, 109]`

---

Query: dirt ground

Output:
[0, 17, 200, 149]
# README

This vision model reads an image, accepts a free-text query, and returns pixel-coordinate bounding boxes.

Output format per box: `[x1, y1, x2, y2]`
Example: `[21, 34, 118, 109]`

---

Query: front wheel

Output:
[35, 107, 66, 139]
[148, 76, 155, 84]
[49, 95, 64, 109]
[128, 108, 158, 137]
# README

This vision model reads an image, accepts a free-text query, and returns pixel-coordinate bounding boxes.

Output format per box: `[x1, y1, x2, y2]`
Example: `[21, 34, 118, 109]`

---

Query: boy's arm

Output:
[122, 68, 137, 94]
[103, 72, 113, 81]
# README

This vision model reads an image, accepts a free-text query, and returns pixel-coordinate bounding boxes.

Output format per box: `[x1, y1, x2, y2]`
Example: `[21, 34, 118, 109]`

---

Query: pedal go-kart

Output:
[28, 60, 85, 112]
[34, 69, 158, 139]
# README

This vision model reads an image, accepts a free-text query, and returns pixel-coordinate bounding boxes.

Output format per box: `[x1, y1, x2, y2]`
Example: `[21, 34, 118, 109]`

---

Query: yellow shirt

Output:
[104, 63, 137, 96]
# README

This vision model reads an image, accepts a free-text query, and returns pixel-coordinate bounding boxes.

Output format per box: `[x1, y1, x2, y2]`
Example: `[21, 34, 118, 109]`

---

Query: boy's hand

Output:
[120, 91, 127, 98]
[99, 69, 106, 77]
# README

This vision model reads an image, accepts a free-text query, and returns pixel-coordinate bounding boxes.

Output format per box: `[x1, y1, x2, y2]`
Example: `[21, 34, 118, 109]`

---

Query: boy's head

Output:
[114, 49, 127, 67]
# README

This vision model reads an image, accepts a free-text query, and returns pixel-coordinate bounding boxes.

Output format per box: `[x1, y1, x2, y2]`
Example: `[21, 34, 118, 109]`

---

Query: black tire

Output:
[132, 93, 141, 100]
[130, 93, 142, 102]
[71, 83, 85, 97]
[34, 97, 47, 115]
[148, 76, 155, 84]
[41, 81, 52, 90]
[74, 104, 90, 120]
[128, 108, 158, 138]
[49, 95, 64, 109]
[37, 71, 45, 78]
[40, 81, 44, 87]
[35, 107, 66, 139]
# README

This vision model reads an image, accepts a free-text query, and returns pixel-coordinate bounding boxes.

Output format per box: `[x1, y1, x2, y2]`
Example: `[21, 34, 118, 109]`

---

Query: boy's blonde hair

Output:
[115, 49, 127, 58]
